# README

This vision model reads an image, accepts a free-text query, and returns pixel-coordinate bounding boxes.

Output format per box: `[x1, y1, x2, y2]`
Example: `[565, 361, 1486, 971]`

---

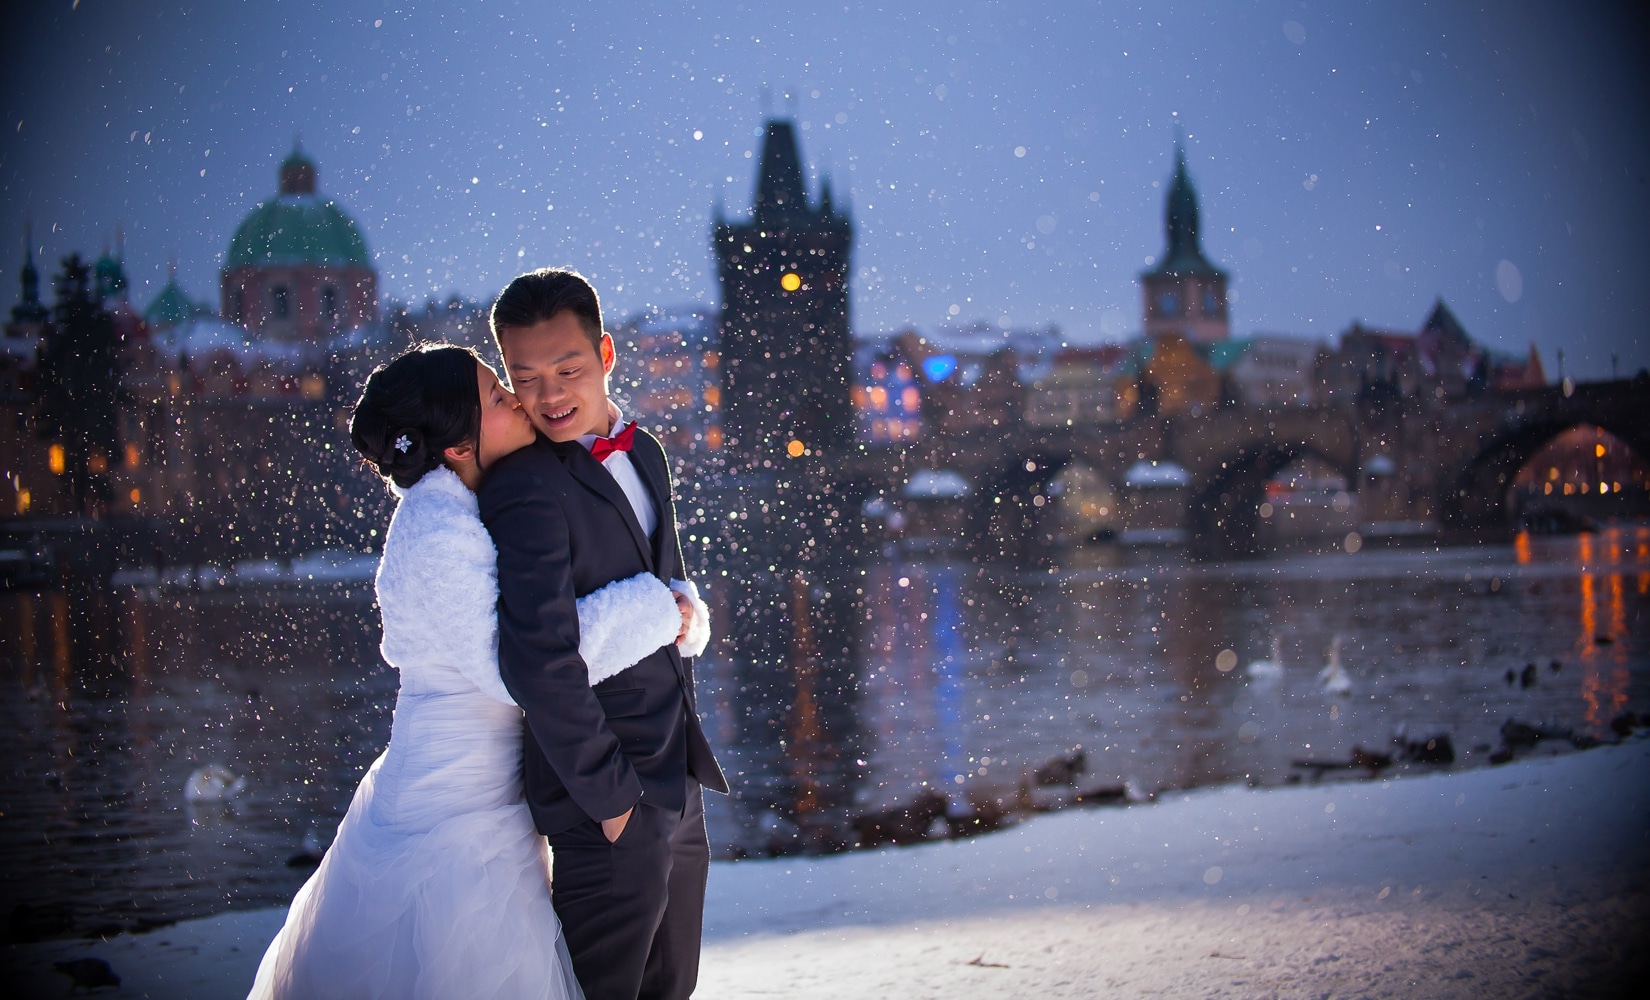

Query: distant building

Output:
[391, 295, 491, 359]
[1219, 335, 1327, 408]
[1113, 331, 1223, 418]
[850, 340, 923, 445]
[1320, 300, 1546, 403]
[2, 228, 51, 516]
[894, 324, 1058, 437]
[713, 118, 854, 463]
[1024, 344, 1129, 427]
[1140, 145, 1229, 345]
[220, 144, 378, 343]
[609, 307, 721, 455]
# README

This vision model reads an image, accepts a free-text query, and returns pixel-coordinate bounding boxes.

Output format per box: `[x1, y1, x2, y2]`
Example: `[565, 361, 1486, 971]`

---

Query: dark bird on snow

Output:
[54, 957, 120, 992]
[1035, 748, 1087, 786]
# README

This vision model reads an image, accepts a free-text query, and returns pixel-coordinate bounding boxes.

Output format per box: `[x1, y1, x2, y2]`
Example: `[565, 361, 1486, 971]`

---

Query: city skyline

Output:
[2, 1, 1646, 378]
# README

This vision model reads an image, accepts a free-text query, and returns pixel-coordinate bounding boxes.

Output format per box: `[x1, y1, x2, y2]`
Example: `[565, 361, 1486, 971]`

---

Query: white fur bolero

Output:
[375, 466, 706, 702]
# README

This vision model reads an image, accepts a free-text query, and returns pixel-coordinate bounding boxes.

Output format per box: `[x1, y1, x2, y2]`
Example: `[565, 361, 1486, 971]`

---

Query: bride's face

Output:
[476, 362, 536, 468]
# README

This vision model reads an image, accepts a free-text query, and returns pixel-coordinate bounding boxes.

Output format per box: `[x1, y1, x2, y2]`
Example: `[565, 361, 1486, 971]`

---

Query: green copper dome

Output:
[226, 146, 371, 269]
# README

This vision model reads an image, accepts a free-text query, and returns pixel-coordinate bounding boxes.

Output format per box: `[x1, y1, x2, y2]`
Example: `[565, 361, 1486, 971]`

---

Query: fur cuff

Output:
[578, 573, 681, 685]
[670, 579, 711, 658]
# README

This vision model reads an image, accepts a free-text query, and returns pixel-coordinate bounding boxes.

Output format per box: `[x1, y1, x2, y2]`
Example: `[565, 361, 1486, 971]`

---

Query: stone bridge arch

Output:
[1440, 379, 1650, 530]
[1170, 408, 1362, 560]
[965, 448, 1097, 567]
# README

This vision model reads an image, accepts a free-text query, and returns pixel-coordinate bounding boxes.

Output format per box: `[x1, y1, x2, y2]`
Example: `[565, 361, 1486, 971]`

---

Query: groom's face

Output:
[498, 310, 617, 442]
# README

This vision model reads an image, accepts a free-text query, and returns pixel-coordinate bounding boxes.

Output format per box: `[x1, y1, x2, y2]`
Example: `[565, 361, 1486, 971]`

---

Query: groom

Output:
[478, 268, 728, 1000]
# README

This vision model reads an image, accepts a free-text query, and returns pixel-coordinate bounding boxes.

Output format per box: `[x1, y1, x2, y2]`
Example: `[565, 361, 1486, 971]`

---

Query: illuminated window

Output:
[15, 489, 29, 515]
[921, 355, 958, 381]
[780, 272, 802, 292]
[89, 453, 108, 474]
[704, 426, 723, 450]
[302, 374, 326, 399]
[868, 386, 889, 412]
[702, 351, 718, 370]
[901, 386, 921, 412]
[49, 443, 66, 475]
[129, 488, 142, 505]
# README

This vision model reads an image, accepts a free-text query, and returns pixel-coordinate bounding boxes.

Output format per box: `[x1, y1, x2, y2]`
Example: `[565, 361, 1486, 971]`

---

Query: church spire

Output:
[754, 119, 809, 219]
[12, 220, 49, 325]
[1147, 140, 1223, 278]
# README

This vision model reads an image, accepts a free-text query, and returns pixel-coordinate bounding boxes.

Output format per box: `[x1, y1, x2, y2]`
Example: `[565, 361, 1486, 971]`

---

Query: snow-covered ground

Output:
[8, 740, 1648, 999]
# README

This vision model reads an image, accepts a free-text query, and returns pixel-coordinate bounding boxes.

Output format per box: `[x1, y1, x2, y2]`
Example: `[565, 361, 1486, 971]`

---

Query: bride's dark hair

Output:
[350, 344, 482, 489]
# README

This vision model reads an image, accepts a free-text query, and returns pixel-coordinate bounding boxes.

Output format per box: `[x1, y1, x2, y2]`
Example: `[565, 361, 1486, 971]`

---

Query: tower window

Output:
[320, 285, 338, 328]
[1202, 288, 1219, 315]
[1157, 291, 1180, 317]
[272, 285, 290, 319]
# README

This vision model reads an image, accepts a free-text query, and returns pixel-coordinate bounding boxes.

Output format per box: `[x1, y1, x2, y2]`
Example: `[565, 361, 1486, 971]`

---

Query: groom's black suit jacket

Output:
[479, 429, 727, 837]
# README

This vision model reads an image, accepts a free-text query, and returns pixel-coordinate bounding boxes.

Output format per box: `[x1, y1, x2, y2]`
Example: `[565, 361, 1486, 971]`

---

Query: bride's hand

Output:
[601, 807, 633, 843]
[672, 591, 694, 644]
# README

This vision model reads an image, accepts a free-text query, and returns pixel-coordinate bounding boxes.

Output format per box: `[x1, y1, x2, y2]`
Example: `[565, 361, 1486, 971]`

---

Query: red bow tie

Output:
[589, 421, 637, 462]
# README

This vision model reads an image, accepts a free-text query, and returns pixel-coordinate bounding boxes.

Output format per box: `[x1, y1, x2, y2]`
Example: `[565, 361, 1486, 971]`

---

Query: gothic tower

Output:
[1140, 144, 1229, 343]
[713, 119, 854, 464]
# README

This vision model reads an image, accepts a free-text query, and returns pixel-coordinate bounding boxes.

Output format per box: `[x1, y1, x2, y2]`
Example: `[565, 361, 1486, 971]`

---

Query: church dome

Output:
[226, 146, 371, 269]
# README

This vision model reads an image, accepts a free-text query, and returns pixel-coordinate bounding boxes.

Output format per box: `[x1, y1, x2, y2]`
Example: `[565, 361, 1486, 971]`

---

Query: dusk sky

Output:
[2, 1, 1645, 378]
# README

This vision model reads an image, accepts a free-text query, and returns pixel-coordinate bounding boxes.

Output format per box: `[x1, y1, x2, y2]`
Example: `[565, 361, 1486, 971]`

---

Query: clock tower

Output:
[1141, 144, 1229, 343]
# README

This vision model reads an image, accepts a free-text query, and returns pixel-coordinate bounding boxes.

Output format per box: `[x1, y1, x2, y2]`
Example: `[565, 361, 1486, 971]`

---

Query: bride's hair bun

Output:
[349, 344, 483, 490]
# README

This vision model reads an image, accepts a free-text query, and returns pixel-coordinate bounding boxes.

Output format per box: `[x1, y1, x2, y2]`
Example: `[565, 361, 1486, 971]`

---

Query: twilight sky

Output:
[2, 1, 1645, 379]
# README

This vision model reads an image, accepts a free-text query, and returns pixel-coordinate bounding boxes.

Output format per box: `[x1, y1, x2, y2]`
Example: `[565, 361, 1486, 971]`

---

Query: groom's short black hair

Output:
[490, 268, 605, 354]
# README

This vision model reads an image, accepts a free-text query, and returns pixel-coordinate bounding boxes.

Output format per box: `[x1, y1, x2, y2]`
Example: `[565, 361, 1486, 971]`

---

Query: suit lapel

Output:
[630, 431, 676, 577]
[550, 439, 654, 573]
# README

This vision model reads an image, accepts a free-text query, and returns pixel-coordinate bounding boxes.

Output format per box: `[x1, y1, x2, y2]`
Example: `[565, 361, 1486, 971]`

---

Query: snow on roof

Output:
[1364, 454, 1398, 476]
[153, 316, 317, 371]
[903, 468, 972, 498]
[1123, 460, 1192, 487]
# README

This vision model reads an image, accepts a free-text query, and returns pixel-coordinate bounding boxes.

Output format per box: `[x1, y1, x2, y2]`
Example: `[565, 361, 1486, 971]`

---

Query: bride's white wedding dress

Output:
[248, 466, 687, 1000]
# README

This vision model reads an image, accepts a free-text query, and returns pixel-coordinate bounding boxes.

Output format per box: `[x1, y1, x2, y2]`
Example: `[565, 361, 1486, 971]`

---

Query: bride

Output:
[248, 344, 700, 1000]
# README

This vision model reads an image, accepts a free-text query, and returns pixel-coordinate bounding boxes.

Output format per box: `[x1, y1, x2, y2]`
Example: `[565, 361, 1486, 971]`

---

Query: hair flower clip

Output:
[394, 434, 413, 454]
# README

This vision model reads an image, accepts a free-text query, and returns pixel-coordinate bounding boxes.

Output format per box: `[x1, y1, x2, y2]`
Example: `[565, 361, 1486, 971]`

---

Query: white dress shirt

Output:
[577, 408, 658, 539]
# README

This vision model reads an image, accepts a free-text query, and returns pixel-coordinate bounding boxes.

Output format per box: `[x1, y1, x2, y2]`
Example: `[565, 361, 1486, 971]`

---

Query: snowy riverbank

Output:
[8, 740, 1648, 999]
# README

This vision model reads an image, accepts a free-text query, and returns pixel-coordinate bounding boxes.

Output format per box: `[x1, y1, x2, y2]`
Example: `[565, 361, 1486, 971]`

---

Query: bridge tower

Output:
[713, 118, 854, 466]
[1141, 144, 1229, 344]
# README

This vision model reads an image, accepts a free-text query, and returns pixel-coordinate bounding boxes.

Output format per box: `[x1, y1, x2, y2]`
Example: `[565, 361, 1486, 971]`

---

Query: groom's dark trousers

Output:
[480, 431, 727, 1000]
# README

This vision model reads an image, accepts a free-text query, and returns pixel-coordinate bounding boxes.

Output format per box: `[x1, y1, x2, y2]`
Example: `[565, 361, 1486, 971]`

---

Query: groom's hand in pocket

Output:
[601, 807, 634, 843]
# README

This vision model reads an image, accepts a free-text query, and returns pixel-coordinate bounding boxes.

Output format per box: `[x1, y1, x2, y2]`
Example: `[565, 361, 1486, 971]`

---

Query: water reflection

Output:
[1, 528, 1647, 939]
[0, 585, 390, 943]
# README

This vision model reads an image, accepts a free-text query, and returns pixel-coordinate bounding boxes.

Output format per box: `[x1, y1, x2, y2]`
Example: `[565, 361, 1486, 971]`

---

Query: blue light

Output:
[922, 354, 958, 382]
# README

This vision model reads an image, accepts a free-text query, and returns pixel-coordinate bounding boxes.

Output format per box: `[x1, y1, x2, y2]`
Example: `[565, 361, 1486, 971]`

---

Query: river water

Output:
[1, 527, 1646, 942]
